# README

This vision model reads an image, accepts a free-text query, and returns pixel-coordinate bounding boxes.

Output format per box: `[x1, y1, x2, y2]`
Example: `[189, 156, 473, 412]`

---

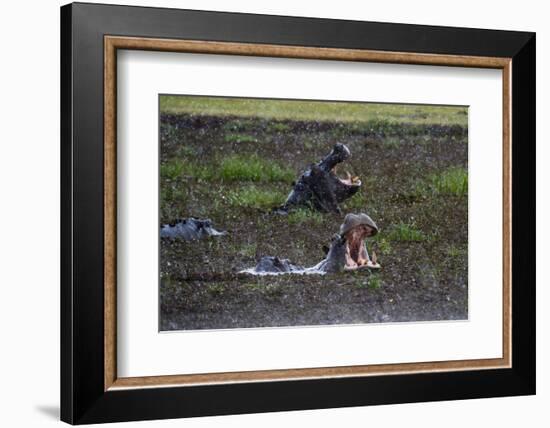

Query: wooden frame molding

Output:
[104, 35, 512, 391]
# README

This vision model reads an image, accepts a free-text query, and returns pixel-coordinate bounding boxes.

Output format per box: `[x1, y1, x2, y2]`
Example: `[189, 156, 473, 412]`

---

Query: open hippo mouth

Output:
[340, 213, 379, 269]
[320, 142, 361, 190]
[318, 230, 377, 273]
[342, 229, 377, 269]
[277, 143, 362, 214]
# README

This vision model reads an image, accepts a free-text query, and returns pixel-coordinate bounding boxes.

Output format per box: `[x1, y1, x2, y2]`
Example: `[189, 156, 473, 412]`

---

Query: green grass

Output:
[368, 274, 382, 290]
[430, 167, 468, 197]
[223, 133, 258, 144]
[374, 237, 392, 255]
[176, 145, 197, 157]
[387, 221, 426, 242]
[160, 185, 188, 213]
[160, 155, 294, 183]
[446, 244, 466, 258]
[342, 187, 372, 210]
[267, 122, 291, 133]
[226, 186, 286, 209]
[239, 243, 257, 258]
[383, 137, 403, 148]
[160, 95, 468, 126]
[160, 160, 186, 180]
[219, 155, 294, 183]
[287, 209, 325, 225]
[160, 159, 212, 181]
[410, 167, 468, 199]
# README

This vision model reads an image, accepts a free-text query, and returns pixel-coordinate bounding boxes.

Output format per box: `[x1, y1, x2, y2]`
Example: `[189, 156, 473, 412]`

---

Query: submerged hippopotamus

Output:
[276, 143, 361, 214]
[241, 213, 380, 275]
[251, 256, 307, 274]
[160, 217, 227, 240]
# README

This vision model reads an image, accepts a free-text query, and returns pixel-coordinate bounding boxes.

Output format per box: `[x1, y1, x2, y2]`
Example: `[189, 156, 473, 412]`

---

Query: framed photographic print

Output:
[60, 2, 535, 424]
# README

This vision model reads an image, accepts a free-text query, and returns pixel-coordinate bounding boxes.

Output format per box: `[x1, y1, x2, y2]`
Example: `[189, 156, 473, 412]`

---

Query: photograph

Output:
[159, 95, 469, 331]
[52, 1, 538, 424]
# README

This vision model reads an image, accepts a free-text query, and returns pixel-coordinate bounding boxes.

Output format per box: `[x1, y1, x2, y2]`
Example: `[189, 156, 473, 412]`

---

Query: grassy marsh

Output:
[159, 96, 468, 330]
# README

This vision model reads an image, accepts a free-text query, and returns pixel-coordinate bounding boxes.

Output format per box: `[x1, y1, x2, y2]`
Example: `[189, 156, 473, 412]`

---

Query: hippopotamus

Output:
[276, 143, 361, 214]
[251, 256, 306, 274]
[241, 233, 347, 275]
[160, 217, 226, 240]
[241, 213, 380, 276]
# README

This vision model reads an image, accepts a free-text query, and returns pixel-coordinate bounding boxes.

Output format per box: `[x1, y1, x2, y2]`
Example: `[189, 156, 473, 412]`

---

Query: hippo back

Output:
[253, 256, 304, 273]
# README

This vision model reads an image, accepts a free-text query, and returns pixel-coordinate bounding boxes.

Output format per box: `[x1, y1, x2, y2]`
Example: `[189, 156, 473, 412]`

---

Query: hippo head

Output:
[321, 213, 379, 272]
[340, 213, 378, 268]
[278, 143, 362, 214]
[319, 143, 362, 204]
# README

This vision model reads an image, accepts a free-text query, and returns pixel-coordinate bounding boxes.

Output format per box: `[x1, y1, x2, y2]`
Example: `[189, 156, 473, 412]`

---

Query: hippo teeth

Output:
[344, 235, 370, 269]
[336, 170, 360, 186]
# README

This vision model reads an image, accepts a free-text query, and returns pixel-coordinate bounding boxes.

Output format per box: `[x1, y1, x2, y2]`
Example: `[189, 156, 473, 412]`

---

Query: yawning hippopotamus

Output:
[160, 217, 227, 240]
[241, 213, 380, 275]
[276, 143, 361, 214]
[339, 213, 380, 269]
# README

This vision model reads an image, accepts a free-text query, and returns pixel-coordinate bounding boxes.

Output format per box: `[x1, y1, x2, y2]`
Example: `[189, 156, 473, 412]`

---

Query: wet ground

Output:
[159, 113, 468, 331]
